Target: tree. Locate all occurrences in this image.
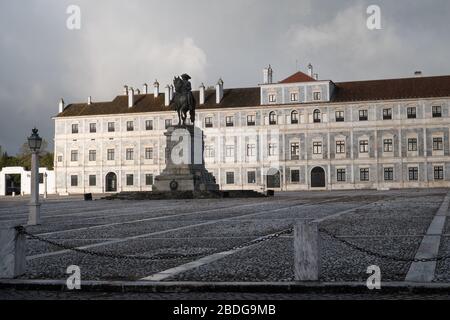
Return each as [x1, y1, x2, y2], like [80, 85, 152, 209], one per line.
[16, 139, 53, 170]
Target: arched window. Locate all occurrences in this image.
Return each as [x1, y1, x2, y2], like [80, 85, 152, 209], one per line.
[269, 111, 277, 125]
[291, 111, 299, 124]
[313, 109, 321, 123]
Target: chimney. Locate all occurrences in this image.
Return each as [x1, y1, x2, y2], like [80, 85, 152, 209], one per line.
[199, 83, 205, 105]
[216, 78, 224, 104]
[143, 83, 148, 94]
[170, 85, 174, 100]
[123, 85, 129, 95]
[58, 98, 65, 113]
[165, 85, 170, 106]
[263, 65, 273, 84]
[314, 73, 319, 80]
[307, 63, 313, 78]
[154, 80, 159, 98]
[414, 71, 422, 77]
[87, 96, 92, 105]
[128, 87, 134, 108]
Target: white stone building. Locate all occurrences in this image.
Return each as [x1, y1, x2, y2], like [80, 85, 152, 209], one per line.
[0, 167, 55, 196]
[53, 66, 450, 194]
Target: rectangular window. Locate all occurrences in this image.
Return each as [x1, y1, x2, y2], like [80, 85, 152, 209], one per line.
[269, 143, 278, 156]
[360, 168, 370, 182]
[359, 140, 369, 153]
[247, 171, 256, 184]
[291, 170, 300, 183]
[145, 174, 154, 186]
[57, 156, 63, 162]
[359, 110, 368, 121]
[383, 108, 392, 120]
[336, 141, 346, 154]
[383, 139, 393, 153]
[290, 92, 298, 102]
[290, 142, 299, 160]
[126, 148, 134, 161]
[71, 175, 78, 187]
[407, 107, 417, 119]
[247, 144, 256, 157]
[89, 175, 96, 186]
[89, 123, 96, 133]
[434, 166, 444, 180]
[433, 137, 443, 151]
[337, 169, 346, 182]
[205, 146, 214, 158]
[432, 106, 442, 118]
[39, 173, 44, 184]
[126, 174, 134, 186]
[205, 117, 213, 128]
[313, 92, 321, 101]
[313, 142, 322, 155]
[247, 115, 256, 126]
[108, 122, 115, 132]
[70, 150, 78, 162]
[165, 119, 172, 129]
[72, 124, 78, 134]
[225, 145, 235, 157]
[89, 150, 96, 162]
[145, 147, 153, 160]
[226, 116, 234, 127]
[384, 168, 394, 181]
[107, 149, 115, 161]
[291, 112, 299, 124]
[408, 138, 418, 151]
[126, 121, 134, 131]
[409, 167, 419, 181]
[335, 111, 345, 122]
[268, 94, 276, 103]
[226, 172, 235, 184]
[145, 120, 153, 130]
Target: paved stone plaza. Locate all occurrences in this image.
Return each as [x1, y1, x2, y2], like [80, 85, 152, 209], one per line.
[0, 189, 449, 284]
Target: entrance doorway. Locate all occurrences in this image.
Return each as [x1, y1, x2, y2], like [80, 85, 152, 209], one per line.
[267, 170, 281, 188]
[5, 174, 21, 196]
[311, 167, 326, 188]
[105, 172, 117, 192]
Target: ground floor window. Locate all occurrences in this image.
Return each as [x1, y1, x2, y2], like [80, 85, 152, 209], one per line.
[126, 174, 134, 186]
[71, 175, 78, 187]
[409, 167, 419, 181]
[226, 172, 235, 184]
[337, 169, 346, 182]
[434, 166, 444, 180]
[360, 168, 369, 182]
[89, 175, 96, 186]
[384, 168, 394, 181]
[291, 170, 300, 183]
[247, 171, 256, 184]
[145, 174, 153, 186]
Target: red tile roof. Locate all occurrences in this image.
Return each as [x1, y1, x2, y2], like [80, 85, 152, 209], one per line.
[279, 71, 316, 84]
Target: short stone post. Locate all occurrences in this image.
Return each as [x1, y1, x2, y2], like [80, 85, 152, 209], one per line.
[0, 226, 27, 279]
[294, 221, 320, 281]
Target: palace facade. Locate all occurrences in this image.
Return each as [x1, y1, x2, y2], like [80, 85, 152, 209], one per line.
[53, 66, 450, 194]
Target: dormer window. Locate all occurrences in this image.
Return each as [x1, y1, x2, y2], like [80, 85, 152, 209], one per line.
[313, 91, 322, 101]
[290, 92, 299, 102]
[269, 112, 277, 125]
[313, 109, 321, 123]
[268, 94, 276, 103]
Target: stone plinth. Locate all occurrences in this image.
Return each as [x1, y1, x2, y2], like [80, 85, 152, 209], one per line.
[0, 227, 26, 279]
[154, 126, 219, 192]
[294, 221, 320, 281]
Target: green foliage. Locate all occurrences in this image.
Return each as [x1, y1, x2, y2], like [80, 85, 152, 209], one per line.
[0, 141, 54, 171]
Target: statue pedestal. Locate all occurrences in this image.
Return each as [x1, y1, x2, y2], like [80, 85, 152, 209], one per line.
[153, 126, 219, 192]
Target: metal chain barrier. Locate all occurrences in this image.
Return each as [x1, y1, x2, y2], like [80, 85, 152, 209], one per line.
[319, 227, 450, 263]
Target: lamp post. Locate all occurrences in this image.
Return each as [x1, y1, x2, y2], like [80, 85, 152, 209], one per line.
[28, 128, 42, 226]
[44, 172, 48, 199]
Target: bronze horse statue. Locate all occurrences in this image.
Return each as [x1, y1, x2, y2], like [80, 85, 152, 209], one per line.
[170, 75, 196, 126]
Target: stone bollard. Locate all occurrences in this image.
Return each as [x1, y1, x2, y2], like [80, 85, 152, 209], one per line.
[294, 221, 320, 281]
[0, 226, 27, 279]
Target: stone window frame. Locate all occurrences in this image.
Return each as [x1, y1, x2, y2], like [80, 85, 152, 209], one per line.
[246, 143, 256, 157]
[268, 93, 277, 103]
[383, 137, 394, 153]
[432, 135, 444, 151]
[383, 108, 393, 120]
[70, 150, 78, 162]
[145, 119, 154, 131]
[290, 91, 299, 102]
[70, 175, 78, 187]
[247, 170, 257, 184]
[291, 110, 299, 124]
[269, 111, 277, 125]
[290, 141, 300, 160]
[359, 168, 370, 182]
[144, 147, 154, 160]
[125, 148, 134, 161]
[335, 110, 345, 122]
[313, 91, 322, 101]
[407, 106, 417, 119]
[107, 122, 115, 132]
[432, 106, 442, 118]
[313, 109, 321, 123]
[268, 142, 278, 156]
[126, 120, 134, 131]
[57, 154, 63, 163]
[226, 171, 235, 184]
[204, 116, 214, 128]
[312, 140, 323, 155]
[359, 138, 370, 154]
[383, 166, 394, 181]
[335, 139, 346, 154]
[407, 136, 418, 152]
[71, 123, 79, 134]
[359, 109, 369, 121]
[225, 115, 234, 127]
[336, 167, 346, 182]
[145, 174, 154, 186]
[408, 165, 419, 181]
[434, 165, 445, 180]
[107, 148, 115, 161]
[88, 175, 96, 187]
[290, 168, 301, 183]
[88, 149, 97, 162]
[89, 123, 97, 133]
[225, 145, 235, 158]
[126, 174, 134, 186]
[247, 114, 256, 126]
[205, 145, 215, 158]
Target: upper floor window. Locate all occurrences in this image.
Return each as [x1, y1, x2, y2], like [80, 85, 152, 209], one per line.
[313, 142, 322, 154]
[268, 94, 276, 103]
[107, 149, 115, 161]
[268, 143, 278, 156]
[108, 122, 115, 132]
[89, 123, 97, 133]
[359, 140, 369, 153]
[205, 146, 215, 158]
[291, 111, 299, 124]
[336, 141, 345, 154]
[247, 115, 256, 126]
[383, 139, 393, 152]
[225, 145, 235, 157]
[71, 124, 78, 134]
[433, 137, 443, 151]
[205, 117, 213, 128]
[70, 150, 78, 162]
[126, 148, 134, 160]
[407, 107, 417, 119]
[359, 110, 368, 121]
[383, 108, 392, 120]
[335, 111, 344, 122]
[247, 144, 256, 157]
[165, 119, 172, 129]
[269, 112, 277, 125]
[313, 91, 321, 101]
[313, 109, 321, 123]
[145, 147, 153, 160]
[145, 120, 153, 130]
[88, 150, 96, 162]
[408, 138, 418, 152]
[226, 116, 234, 127]
[290, 142, 299, 160]
[290, 92, 299, 102]
[126, 121, 134, 131]
[432, 106, 442, 118]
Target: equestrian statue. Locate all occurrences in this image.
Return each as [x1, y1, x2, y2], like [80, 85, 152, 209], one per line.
[170, 74, 196, 126]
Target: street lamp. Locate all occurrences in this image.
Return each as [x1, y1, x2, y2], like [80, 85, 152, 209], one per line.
[28, 128, 42, 225]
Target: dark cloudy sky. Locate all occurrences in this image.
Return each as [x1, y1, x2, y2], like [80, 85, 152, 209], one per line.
[1, 0, 449, 154]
